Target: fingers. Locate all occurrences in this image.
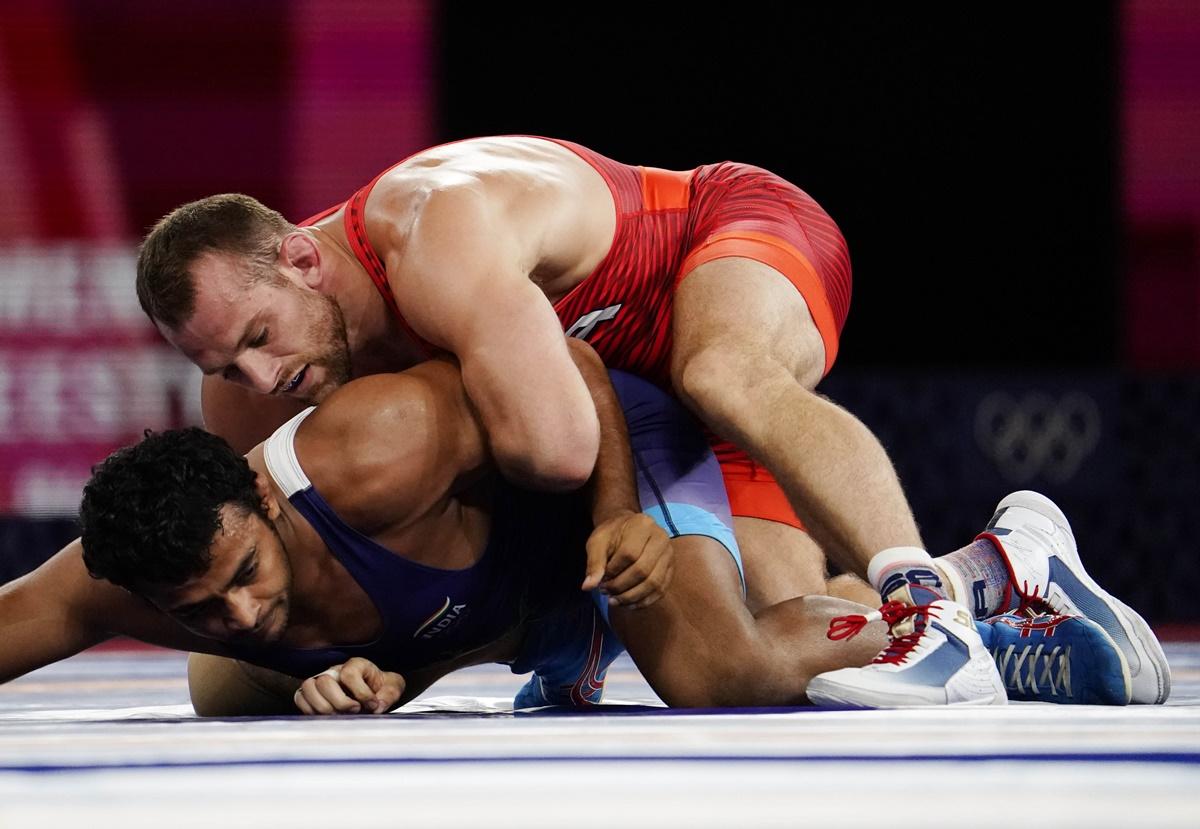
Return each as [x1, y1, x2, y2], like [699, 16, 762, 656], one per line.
[293, 667, 361, 715]
[602, 526, 648, 582]
[292, 658, 406, 716]
[607, 550, 674, 609]
[582, 524, 615, 591]
[363, 662, 406, 713]
[583, 513, 676, 609]
[341, 661, 379, 712]
[601, 514, 663, 579]
[600, 529, 657, 594]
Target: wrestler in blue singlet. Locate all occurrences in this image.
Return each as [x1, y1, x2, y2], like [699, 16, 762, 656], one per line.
[226, 371, 743, 708]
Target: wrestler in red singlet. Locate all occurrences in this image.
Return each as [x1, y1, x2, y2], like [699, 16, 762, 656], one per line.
[303, 139, 853, 530]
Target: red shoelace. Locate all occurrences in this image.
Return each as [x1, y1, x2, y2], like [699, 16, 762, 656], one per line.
[826, 600, 942, 665]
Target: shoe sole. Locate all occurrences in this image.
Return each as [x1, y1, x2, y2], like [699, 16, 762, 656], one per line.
[806, 677, 1006, 708]
[992, 490, 1171, 704]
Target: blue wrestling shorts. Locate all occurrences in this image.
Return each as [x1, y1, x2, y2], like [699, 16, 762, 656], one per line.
[510, 370, 744, 708]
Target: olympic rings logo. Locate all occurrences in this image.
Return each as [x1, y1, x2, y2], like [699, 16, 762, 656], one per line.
[973, 391, 1102, 485]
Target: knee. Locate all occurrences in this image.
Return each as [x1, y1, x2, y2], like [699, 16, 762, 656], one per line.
[673, 346, 788, 422]
[657, 662, 756, 709]
[825, 574, 880, 607]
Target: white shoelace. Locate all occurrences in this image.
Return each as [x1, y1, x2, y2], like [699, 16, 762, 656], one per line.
[992, 644, 1072, 698]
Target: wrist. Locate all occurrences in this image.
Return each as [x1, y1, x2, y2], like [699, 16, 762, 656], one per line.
[592, 505, 638, 526]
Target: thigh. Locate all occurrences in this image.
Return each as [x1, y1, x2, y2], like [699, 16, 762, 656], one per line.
[674, 163, 851, 389]
[607, 534, 754, 706]
[825, 573, 881, 607]
[673, 255, 828, 391]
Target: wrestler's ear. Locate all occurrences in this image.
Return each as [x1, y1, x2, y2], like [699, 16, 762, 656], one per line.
[253, 472, 282, 521]
[278, 232, 324, 290]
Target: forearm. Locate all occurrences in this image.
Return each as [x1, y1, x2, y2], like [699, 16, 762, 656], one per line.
[565, 339, 640, 525]
[460, 346, 600, 490]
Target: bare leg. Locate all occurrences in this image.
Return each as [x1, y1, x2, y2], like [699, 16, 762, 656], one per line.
[735, 516, 878, 612]
[609, 535, 885, 707]
[826, 573, 881, 607]
[735, 516, 826, 612]
[673, 257, 923, 578]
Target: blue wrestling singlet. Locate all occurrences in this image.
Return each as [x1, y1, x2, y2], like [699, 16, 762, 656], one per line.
[226, 371, 743, 709]
[224, 412, 592, 679]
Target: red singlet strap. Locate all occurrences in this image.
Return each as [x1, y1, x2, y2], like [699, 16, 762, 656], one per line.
[343, 178, 436, 358]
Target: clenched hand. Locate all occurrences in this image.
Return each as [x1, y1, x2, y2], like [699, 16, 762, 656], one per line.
[293, 657, 405, 715]
[583, 510, 673, 609]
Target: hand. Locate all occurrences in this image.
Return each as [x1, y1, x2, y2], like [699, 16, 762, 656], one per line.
[293, 657, 406, 716]
[583, 510, 673, 609]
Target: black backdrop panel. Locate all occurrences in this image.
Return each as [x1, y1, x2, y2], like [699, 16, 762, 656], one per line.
[439, 4, 1118, 368]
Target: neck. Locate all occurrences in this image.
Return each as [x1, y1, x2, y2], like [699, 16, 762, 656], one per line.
[306, 227, 422, 373]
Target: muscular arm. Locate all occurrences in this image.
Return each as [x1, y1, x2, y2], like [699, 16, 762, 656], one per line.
[296, 342, 638, 543]
[291, 360, 491, 530]
[0, 539, 217, 685]
[564, 338, 639, 526]
[379, 186, 600, 490]
[564, 340, 674, 604]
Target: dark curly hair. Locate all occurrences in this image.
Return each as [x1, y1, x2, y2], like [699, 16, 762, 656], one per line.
[80, 427, 264, 593]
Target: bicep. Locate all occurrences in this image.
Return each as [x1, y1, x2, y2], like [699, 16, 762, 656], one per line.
[383, 188, 599, 486]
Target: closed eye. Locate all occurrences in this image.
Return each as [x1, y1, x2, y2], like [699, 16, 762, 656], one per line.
[236, 563, 257, 586]
[249, 329, 268, 348]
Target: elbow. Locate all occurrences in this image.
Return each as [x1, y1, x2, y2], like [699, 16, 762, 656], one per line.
[493, 419, 599, 491]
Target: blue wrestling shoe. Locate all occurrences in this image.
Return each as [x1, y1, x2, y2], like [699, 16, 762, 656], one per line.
[982, 491, 1171, 704]
[511, 600, 625, 710]
[981, 612, 1131, 705]
[806, 598, 1007, 708]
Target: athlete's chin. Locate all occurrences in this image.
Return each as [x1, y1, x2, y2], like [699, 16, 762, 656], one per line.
[306, 371, 348, 405]
[229, 601, 288, 646]
[258, 601, 289, 644]
[306, 381, 336, 405]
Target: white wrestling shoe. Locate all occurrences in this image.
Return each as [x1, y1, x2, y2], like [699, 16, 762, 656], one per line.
[806, 598, 1007, 708]
[981, 490, 1171, 704]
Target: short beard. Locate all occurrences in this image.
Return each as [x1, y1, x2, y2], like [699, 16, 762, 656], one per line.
[304, 292, 352, 403]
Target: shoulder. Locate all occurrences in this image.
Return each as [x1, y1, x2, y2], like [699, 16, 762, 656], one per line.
[289, 362, 487, 529]
[366, 138, 581, 259]
[303, 362, 469, 442]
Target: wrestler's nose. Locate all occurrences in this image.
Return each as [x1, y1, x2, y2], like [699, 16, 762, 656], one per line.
[235, 352, 279, 395]
[224, 589, 261, 633]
